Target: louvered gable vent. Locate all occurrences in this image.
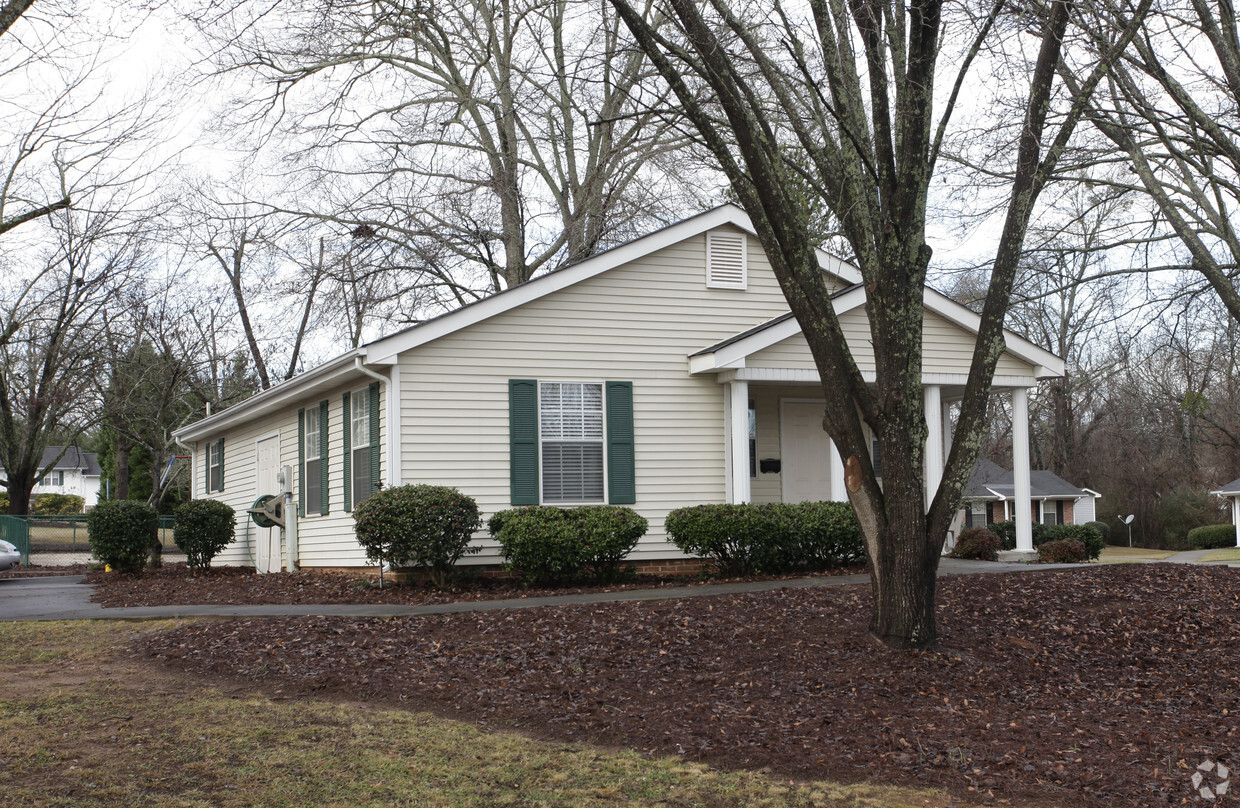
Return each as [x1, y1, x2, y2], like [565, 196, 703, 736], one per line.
[706, 231, 747, 289]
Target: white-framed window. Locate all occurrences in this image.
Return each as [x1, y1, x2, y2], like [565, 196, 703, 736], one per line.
[305, 405, 322, 514]
[351, 386, 372, 506]
[39, 470, 64, 487]
[706, 231, 747, 289]
[540, 381, 604, 503]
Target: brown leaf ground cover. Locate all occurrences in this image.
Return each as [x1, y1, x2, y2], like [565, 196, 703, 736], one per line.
[87, 562, 865, 607]
[138, 564, 1240, 807]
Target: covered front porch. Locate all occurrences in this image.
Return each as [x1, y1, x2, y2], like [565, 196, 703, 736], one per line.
[689, 292, 1065, 557]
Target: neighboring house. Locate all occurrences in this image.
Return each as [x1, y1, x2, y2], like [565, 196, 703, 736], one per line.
[173, 205, 1065, 573]
[1208, 478, 1240, 548]
[0, 447, 102, 510]
[959, 458, 1101, 528]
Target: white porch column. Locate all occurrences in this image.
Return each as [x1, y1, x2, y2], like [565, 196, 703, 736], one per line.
[924, 385, 943, 513]
[829, 438, 847, 501]
[1233, 497, 1240, 547]
[727, 380, 750, 503]
[386, 363, 401, 487]
[1011, 387, 1034, 553]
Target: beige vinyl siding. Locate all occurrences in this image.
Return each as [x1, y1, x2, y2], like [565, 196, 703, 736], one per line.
[748, 309, 1037, 377]
[191, 381, 386, 569]
[398, 228, 803, 562]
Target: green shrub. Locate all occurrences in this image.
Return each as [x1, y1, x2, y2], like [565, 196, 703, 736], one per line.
[1041, 523, 1105, 560]
[173, 499, 236, 569]
[352, 484, 482, 588]
[87, 499, 158, 573]
[1037, 538, 1087, 563]
[986, 520, 1019, 550]
[32, 494, 85, 515]
[987, 520, 1103, 559]
[664, 501, 863, 576]
[576, 506, 648, 583]
[488, 505, 648, 585]
[948, 527, 1000, 561]
[1084, 520, 1111, 545]
[1186, 524, 1236, 550]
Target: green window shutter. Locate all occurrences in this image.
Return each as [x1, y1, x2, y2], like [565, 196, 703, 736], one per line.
[297, 409, 306, 517]
[605, 381, 635, 504]
[369, 381, 380, 493]
[508, 379, 539, 505]
[342, 392, 352, 513]
[319, 399, 330, 516]
[217, 438, 225, 492]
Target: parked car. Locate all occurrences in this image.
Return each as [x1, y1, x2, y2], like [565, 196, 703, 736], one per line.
[0, 540, 21, 570]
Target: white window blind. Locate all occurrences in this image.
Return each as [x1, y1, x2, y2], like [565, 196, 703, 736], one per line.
[540, 382, 604, 502]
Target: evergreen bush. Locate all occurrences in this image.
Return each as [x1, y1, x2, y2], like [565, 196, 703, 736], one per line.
[1037, 538, 1088, 563]
[32, 494, 85, 515]
[1084, 520, 1111, 545]
[352, 484, 482, 588]
[488, 505, 648, 585]
[173, 499, 236, 569]
[87, 499, 158, 573]
[1186, 524, 1236, 550]
[664, 501, 862, 576]
[948, 527, 1000, 561]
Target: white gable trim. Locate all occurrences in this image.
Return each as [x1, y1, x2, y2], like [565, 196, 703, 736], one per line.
[364, 205, 861, 364]
[688, 285, 1065, 379]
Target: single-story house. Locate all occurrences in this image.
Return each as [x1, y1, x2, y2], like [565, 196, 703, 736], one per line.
[1208, 477, 1240, 548]
[172, 205, 1065, 573]
[0, 446, 102, 510]
[959, 458, 1100, 528]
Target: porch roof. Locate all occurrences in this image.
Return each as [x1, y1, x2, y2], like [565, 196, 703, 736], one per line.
[687, 285, 1065, 381]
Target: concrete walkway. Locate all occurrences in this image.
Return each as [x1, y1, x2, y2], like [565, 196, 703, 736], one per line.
[1160, 548, 1238, 564]
[0, 557, 1087, 622]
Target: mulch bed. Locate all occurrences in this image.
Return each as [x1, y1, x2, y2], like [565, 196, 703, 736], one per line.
[87, 562, 866, 608]
[138, 563, 1240, 806]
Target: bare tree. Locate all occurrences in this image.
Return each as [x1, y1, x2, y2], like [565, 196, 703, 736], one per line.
[610, 0, 1149, 647]
[191, 0, 707, 296]
[1077, 0, 1240, 325]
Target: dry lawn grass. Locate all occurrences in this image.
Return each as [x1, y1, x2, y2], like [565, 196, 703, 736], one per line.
[0, 621, 951, 808]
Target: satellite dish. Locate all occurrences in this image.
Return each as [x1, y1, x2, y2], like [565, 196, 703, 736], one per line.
[1121, 514, 1135, 525]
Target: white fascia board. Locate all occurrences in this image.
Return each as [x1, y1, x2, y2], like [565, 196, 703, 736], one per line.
[1211, 488, 1240, 497]
[173, 349, 367, 442]
[922, 288, 1066, 379]
[1081, 488, 1102, 499]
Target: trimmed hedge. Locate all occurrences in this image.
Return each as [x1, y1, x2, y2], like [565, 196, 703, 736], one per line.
[488, 505, 648, 585]
[87, 499, 158, 573]
[664, 501, 863, 576]
[1038, 538, 1088, 563]
[352, 484, 482, 588]
[948, 527, 1000, 561]
[1186, 524, 1236, 550]
[174, 499, 236, 569]
[33, 494, 85, 515]
[987, 520, 1104, 560]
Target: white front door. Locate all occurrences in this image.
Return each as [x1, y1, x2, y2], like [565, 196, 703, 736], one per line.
[255, 435, 281, 574]
[780, 399, 833, 503]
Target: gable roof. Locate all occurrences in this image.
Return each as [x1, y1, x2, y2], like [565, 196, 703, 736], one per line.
[0, 447, 101, 477]
[963, 460, 1096, 501]
[175, 205, 859, 442]
[1212, 477, 1240, 496]
[360, 204, 861, 365]
[689, 286, 1064, 379]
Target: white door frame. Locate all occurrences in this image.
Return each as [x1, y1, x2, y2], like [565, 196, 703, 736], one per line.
[780, 397, 826, 503]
